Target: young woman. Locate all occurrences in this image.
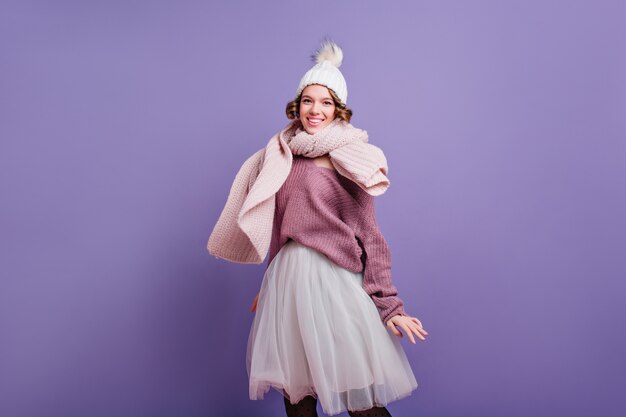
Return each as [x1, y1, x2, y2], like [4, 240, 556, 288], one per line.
[208, 40, 428, 417]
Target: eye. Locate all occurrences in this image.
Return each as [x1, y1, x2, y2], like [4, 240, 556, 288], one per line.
[302, 98, 311, 103]
[324, 101, 333, 106]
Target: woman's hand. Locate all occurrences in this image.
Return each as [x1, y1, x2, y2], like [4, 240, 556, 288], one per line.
[250, 292, 259, 313]
[386, 314, 428, 344]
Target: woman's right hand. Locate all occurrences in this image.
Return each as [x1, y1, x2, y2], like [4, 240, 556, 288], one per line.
[250, 292, 259, 313]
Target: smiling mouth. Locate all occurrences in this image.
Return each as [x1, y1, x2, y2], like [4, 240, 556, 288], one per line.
[307, 117, 324, 126]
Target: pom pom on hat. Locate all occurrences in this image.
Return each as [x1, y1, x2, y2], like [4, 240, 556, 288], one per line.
[312, 40, 344, 67]
[296, 39, 348, 104]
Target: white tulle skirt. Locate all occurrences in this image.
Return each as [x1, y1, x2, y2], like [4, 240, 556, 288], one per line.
[246, 239, 417, 416]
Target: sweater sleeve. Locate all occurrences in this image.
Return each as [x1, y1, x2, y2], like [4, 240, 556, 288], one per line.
[354, 189, 407, 324]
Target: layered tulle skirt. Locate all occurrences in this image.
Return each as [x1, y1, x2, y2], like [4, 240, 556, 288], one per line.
[246, 239, 417, 415]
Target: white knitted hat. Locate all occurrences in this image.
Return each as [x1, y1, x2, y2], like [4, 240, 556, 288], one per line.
[295, 40, 348, 104]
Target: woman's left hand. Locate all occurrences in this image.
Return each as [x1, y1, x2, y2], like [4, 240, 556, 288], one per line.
[386, 314, 428, 344]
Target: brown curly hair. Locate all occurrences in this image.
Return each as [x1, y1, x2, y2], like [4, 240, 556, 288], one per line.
[285, 85, 353, 123]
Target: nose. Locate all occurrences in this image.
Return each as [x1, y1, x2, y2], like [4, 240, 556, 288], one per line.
[310, 101, 320, 114]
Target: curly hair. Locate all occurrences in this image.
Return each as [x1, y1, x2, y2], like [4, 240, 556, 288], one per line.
[285, 86, 353, 123]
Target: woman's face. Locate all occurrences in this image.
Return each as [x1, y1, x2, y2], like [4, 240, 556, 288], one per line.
[299, 84, 336, 134]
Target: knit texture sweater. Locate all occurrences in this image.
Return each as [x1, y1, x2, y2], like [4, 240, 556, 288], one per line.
[267, 155, 406, 324]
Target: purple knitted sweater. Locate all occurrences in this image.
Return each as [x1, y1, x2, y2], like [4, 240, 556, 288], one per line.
[267, 154, 406, 323]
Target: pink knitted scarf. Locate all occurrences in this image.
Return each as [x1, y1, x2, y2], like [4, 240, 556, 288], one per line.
[207, 118, 390, 264]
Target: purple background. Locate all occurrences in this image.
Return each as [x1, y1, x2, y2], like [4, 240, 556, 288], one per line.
[1, 1, 625, 416]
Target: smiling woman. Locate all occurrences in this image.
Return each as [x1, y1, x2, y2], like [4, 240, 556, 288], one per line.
[299, 85, 336, 133]
[285, 84, 353, 125]
[208, 39, 427, 417]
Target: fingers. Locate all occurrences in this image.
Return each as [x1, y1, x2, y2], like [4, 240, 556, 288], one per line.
[408, 316, 428, 336]
[393, 316, 429, 344]
[412, 321, 428, 337]
[400, 323, 416, 344]
[409, 322, 427, 342]
[386, 320, 403, 338]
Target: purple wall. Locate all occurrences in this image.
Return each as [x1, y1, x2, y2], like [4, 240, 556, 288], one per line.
[1, 1, 625, 416]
